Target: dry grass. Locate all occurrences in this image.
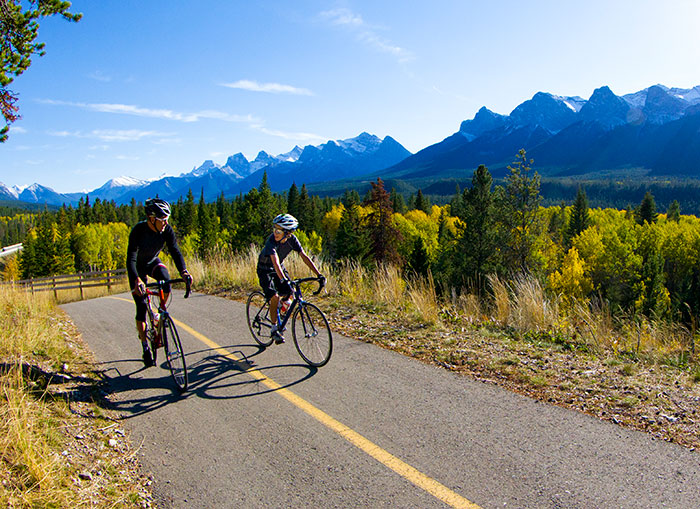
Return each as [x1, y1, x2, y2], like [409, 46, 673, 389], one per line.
[0, 285, 149, 507]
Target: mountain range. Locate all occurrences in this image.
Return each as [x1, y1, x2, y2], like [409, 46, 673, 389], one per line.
[3, 83, 700, 207]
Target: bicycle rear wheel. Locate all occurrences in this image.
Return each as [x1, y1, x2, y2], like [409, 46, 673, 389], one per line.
[162, 315, 188, 392]
[292, 303, 332, 367]
[247, 291, 274, 347]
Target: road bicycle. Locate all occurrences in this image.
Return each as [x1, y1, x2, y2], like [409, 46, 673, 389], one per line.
[144, 277, 191, 392]
[246, 275, 332, 367]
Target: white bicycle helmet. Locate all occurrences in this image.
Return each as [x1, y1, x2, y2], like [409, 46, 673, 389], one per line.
[273, 213, 298, 231]
[145, 198, 171, 218]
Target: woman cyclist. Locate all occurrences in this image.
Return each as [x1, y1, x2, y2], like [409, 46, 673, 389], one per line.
[127, 198, 193, 367]
[257, 214, 324, 344]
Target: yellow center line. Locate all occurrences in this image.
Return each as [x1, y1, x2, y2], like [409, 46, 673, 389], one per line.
[109, 296, 480, 509]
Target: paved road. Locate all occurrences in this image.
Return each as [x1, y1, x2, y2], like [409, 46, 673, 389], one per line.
[62, 291, 700, 508]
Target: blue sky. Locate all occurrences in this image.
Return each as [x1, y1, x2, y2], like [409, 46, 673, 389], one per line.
[2, 0, 700, 193]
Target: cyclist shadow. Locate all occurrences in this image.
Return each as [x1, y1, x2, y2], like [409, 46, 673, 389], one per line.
[95, 359, 195, 418]
[95, 341, 319, 418]
[183, 340, 319, 401]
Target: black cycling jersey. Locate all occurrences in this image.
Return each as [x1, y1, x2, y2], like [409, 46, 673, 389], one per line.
[126, 220, 186, 288]
[257, 233, 302, 271]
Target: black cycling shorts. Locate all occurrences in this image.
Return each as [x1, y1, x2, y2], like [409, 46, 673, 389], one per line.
[257, 267, 291, 300]
[133, 260, 171, 322]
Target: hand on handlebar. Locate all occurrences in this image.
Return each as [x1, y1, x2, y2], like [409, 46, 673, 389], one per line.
[133, 278, 146, 297]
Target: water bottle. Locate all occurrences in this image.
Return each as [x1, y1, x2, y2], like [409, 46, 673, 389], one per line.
[280, 297, 292, 315]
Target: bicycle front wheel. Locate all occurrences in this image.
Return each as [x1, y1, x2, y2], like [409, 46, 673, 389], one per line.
[162, 315, 188, 392]
[292, 303, 332, 367]
[247, 291, 274, 347]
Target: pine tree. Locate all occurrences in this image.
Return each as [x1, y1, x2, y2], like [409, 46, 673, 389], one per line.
[498, 149, 542, 272]
[635, 191, 658, 225]
[179, 189, 197, 237]
[565, 186, 590, 247]
[667, 200, 681, 222]
[334, 204, 369, 262]
[364, 178, 402, 266]
[287, 183, 300, 218]
[414, 189, 430, 213]
[197, 190, 217, 259]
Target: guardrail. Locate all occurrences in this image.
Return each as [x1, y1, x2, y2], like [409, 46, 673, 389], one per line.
[0, 243, 22, 258]
[9, 268, 128, 299]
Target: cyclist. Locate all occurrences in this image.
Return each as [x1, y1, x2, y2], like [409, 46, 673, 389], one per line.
[257, 213, 324, 344]
[127, 198, 193, 367]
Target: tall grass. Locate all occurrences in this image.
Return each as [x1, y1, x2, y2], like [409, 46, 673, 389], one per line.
[0, 285, 143, 507]
[186, 248, 696, 365]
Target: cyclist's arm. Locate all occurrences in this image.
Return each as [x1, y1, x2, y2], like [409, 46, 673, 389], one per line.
[270, 251, 286, 281]
[126, 225, 141, 292]
[298, 248, 322, 277]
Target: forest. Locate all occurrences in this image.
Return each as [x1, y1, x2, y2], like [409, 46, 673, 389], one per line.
[2, 149, 699, 326]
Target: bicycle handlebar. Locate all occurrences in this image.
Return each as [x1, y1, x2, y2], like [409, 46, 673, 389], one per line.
[293, 275, 326, 295]
[145, 277, 191, 298]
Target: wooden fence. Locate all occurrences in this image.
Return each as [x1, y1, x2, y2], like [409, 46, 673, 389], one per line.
[8, 269, 127, 299]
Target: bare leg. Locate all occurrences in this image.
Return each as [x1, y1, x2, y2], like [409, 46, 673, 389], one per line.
[136, 320, 147, 344]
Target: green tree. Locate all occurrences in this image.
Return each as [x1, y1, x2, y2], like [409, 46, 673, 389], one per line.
[667, 199, 681, 222]
[334, 205, 369, 262]
[498, 149, 542, 271]
[414, 189, 430, 213]
[565, 186, 590, 247]
[178, 189, 197, 237]
[364, 178, 403, 266]
[1, 0, 81, 141]
[635, 191, 658, 225]
[287, 182, 300, 218]
[197, 190, 217, 258]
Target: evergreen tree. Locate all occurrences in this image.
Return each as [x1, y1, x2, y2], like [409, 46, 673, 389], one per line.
[565, 186, 590, 247]
[667, 199, 681, 222]
[179, 189, 197, 237]
[341, 189, 361, 208]
[390, 188, 406, 214]
[635, 191, 658, 225]
[406, 236, 430, 276]
[334, 204, 369, 262]
[197, 190, 217, 258]
[414, 189, 430, 213]
[287, 182, 300, 218]
[363, 178, 403, 266]
[462, 164, 498, 284]
[498, 149, 542, 272]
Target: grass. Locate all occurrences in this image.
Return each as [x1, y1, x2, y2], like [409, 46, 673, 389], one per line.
[0, 284, 148, 507]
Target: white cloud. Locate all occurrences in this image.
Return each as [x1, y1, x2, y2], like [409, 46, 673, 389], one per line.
[88, 71, 112, 82]
[320, 8, 413, 63]
[221, 80, 314, 96]
[253, 125, 326, 144]
[48, 129, 176, 142]
[38, 99, 259, 123]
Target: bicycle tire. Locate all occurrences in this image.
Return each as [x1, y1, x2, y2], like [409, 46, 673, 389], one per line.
[292, 302, 332, 367]
[247, 291, 274, 347]
[162, 315, 188, 392]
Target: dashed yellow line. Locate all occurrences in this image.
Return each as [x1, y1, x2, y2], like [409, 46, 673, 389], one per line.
[110, 296, 480, 508]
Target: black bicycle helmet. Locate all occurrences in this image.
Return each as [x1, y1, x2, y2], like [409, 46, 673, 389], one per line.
[273, 213, 298, 231]
[145, 198, 171, 218]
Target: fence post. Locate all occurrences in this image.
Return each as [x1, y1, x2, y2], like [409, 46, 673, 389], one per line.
[107, 270, 112, 291]
[79, 273, 84, 300]
[53, 276, 57, 300]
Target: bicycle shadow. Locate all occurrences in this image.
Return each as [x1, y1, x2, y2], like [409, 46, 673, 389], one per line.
[96, 339, 318, 418]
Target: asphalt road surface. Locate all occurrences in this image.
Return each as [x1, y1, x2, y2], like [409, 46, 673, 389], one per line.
[62, 290, 700, 508]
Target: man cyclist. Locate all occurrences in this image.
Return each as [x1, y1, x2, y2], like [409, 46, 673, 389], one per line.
[127, 198, 193, 367]
[257, 213, 324, 344]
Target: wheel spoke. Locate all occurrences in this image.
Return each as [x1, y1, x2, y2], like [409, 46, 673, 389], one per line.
[292, 303, 332, 367]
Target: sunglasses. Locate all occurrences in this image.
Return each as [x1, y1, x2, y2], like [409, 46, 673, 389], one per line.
[273, 227, 290, 236]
